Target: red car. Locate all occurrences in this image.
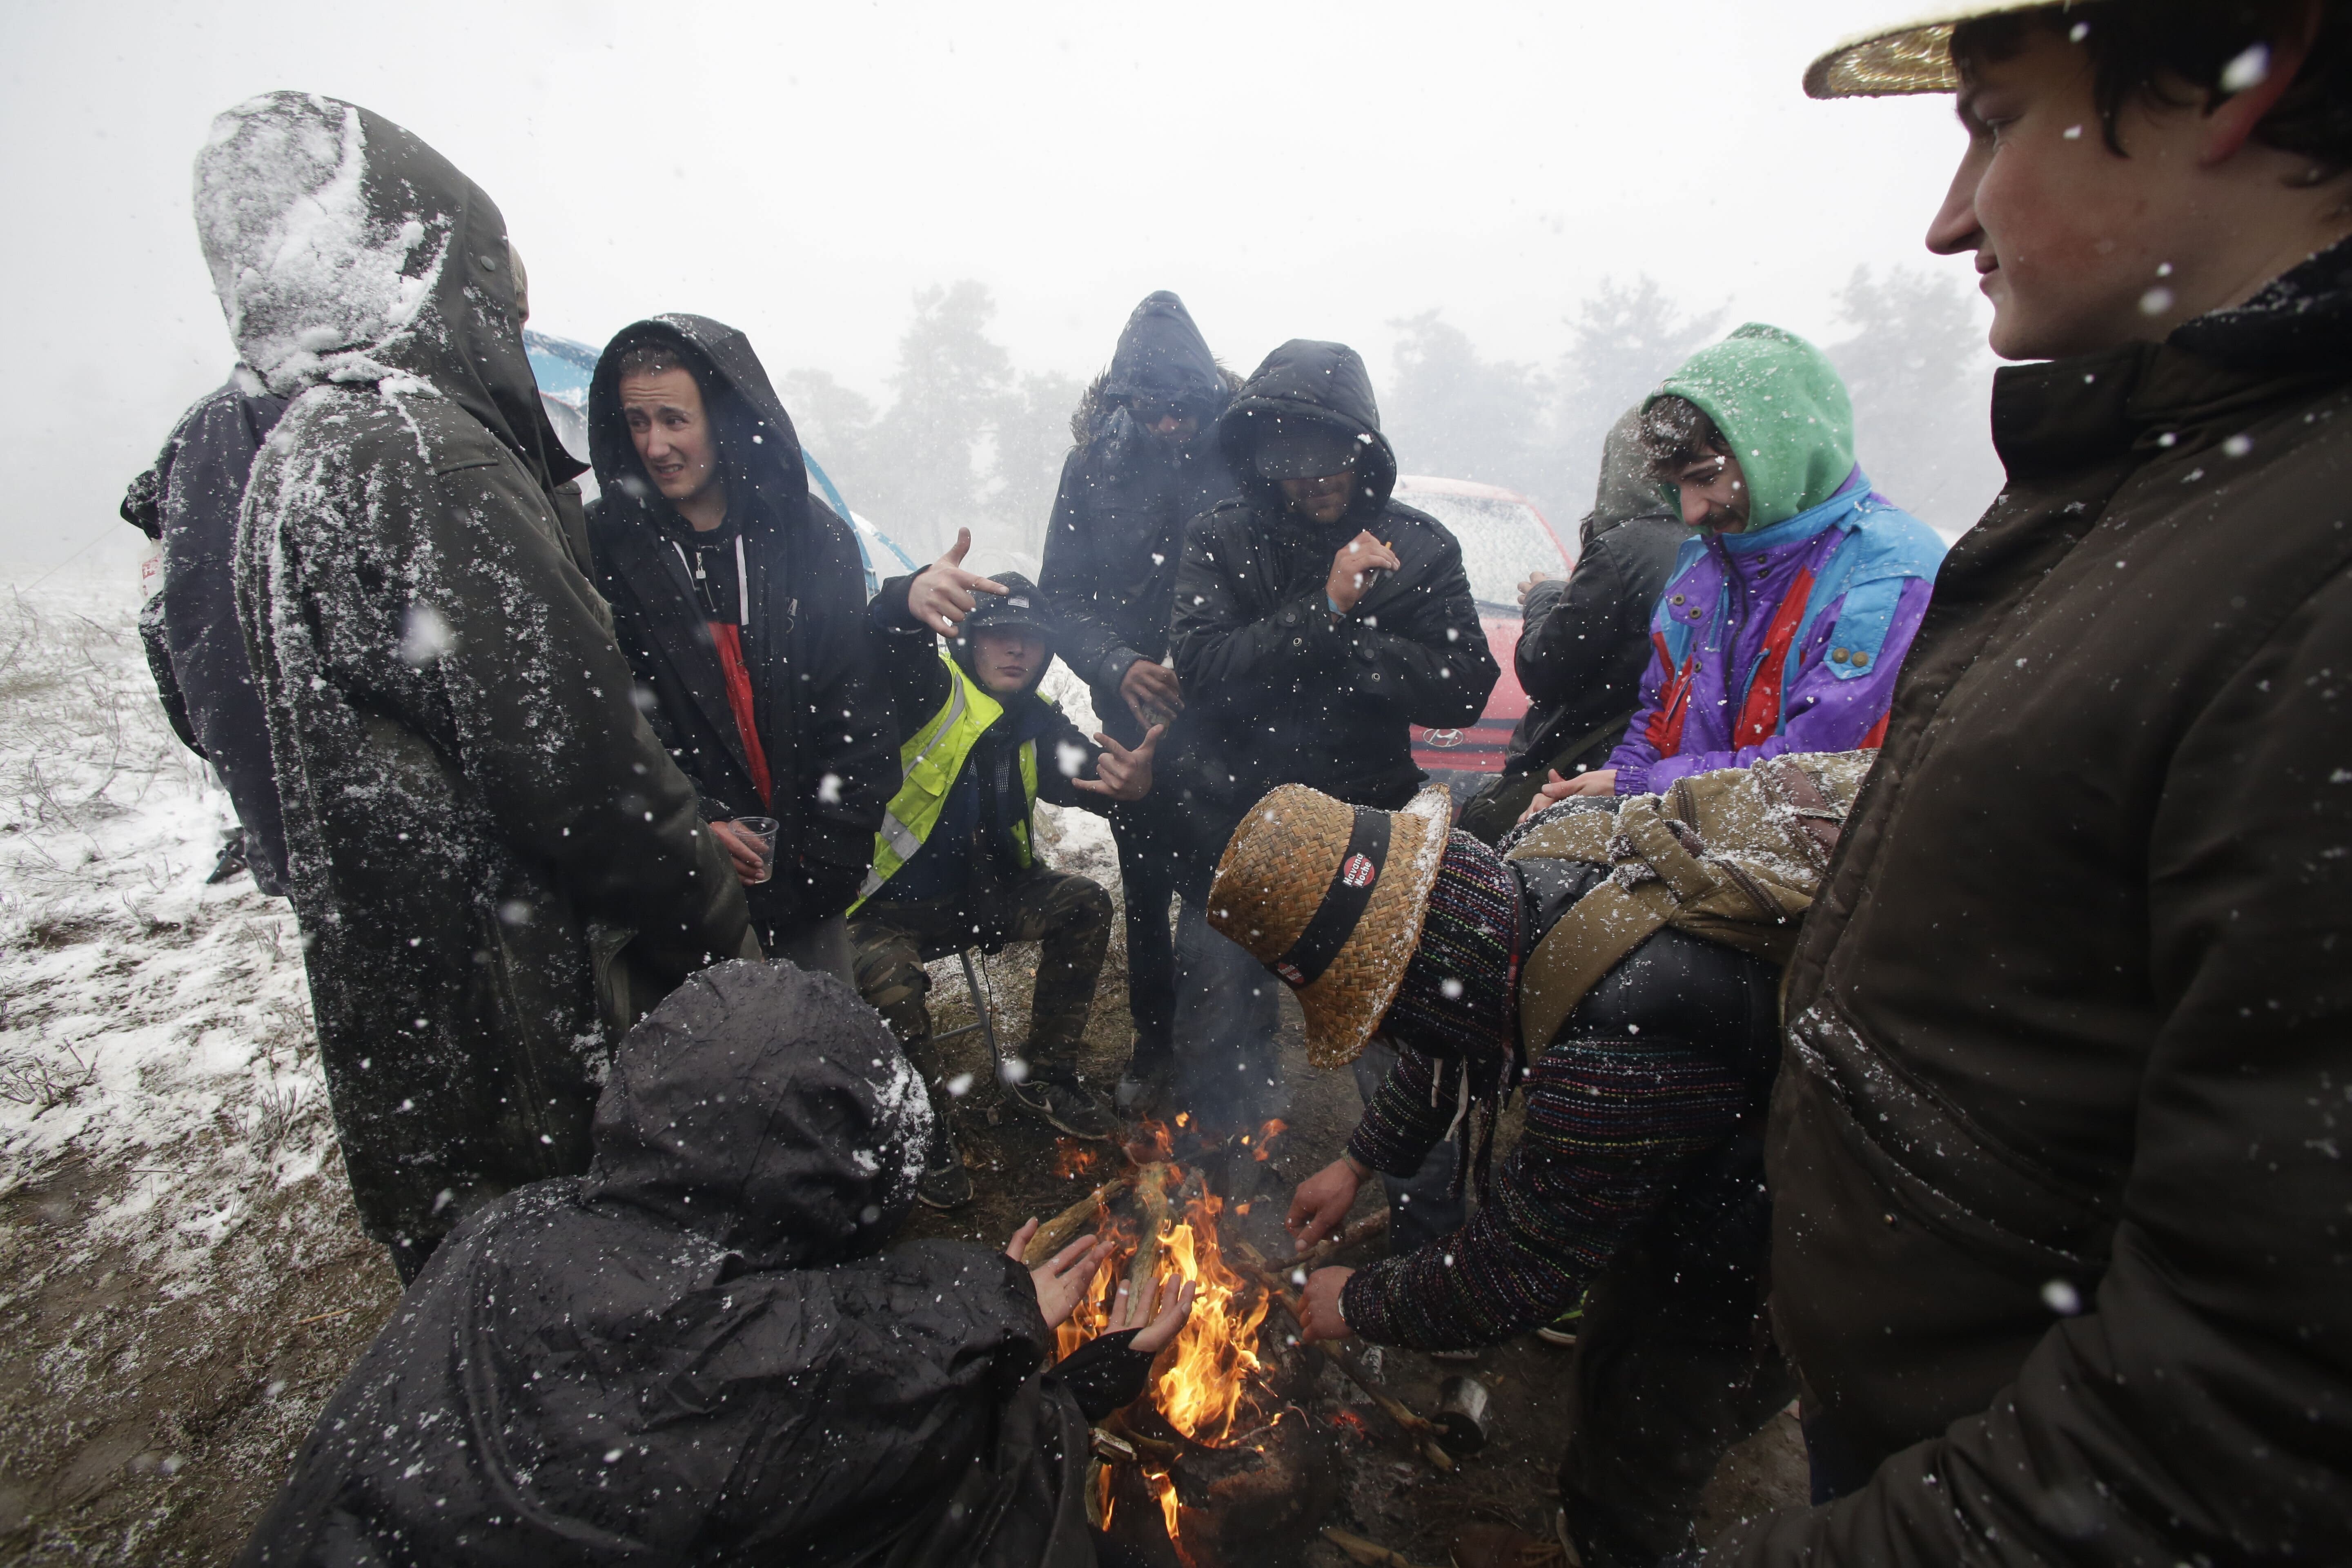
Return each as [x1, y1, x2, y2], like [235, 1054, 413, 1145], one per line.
[1392, 475, 1578, 791]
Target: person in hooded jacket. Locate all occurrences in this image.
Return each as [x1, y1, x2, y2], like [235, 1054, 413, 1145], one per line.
[1038, 292, 1238, 1100]
[235, 959, 1196, 1568]
[858, 549, 1160, 1206]
[208, 92, 752, 1284]
[120, 369, 291, 892]
[1455, 406, 1689, 844]
[1162, 339, 1499, 1129]
[1537, 326, 1946, 809]
[584, 319, 895, 978]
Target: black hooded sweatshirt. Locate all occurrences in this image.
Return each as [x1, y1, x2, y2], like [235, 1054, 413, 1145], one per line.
[1165, 340, 1499, 880]
[236, 960, 1103, 1568]
[1038, 292, 1237, 746]
[584, 316, 895, 941]
[215, 93, 751, 1255]
[1508, 406, 1688, 775]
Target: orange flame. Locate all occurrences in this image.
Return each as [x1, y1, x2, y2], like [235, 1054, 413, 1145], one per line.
[1054, 1139, 1107, 1179]
[1251, 1118, 1290, 1162]
[1061, 1156, 1274, 1561]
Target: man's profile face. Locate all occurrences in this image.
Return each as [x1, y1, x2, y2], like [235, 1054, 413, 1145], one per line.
[1676, 449, 1750, 533]
[971, 626, 1045, 694]
[1279, 470, 1356, 525]
[619, 368, 718, 505]
[1930, 26, 2201, 359]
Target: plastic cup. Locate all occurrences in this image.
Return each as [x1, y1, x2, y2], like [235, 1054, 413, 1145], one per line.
[735, 816, 780, 884]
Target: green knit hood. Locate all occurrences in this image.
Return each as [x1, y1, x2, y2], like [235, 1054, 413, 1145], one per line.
[1649, 323, 1855, 529]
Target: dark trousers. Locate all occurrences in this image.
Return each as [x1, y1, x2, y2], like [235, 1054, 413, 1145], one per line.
[849, 869, 1113, 1066]
[1351, 1038, 1468, 1251]
[1109, 798, 1179, 1055]
[1555, 1138, 1793, 1568]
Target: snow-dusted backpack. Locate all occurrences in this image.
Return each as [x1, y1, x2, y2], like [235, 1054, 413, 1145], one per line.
[1502, 750, 1875, 1050]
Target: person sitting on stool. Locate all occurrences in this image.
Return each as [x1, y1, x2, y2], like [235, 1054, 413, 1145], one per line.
[854, 535, 1160, 1208]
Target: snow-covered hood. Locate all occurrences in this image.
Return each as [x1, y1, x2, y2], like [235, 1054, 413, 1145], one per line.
[581, 960, 933, 1270]
[193, 90, 580, 491]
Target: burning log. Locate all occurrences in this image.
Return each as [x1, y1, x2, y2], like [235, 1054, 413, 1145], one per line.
[1165, 1415, 1341, 1568]
[1231, 1239, 1457, 1472]
[1126, 1163, 1176, 1303]
[1023, 1174, 1132, 1266]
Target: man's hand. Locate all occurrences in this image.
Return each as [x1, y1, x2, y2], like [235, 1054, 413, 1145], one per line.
[1286, 1156, 1367, 1254]
[1298, 1266, 1355, 1343]
[1517, 571, 1556, 607]
[1008, 1219, 1110, 1330]
[1120, 658, 1183, 729]
[1518, 767, 1618, 823]
[908, 527, 1009, 635]
[1109, 1269, 1199, 1355]
[1325, 531, 1401, 616]
[1072, 724, 1163, 802]
[708, 818, 767, 883]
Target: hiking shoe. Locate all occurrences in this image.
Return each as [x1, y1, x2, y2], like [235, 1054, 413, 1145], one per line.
[1114, 1048, 1176, 1120]
[1535, 1295, 1586, 1347]
[1010, 1072, 1120, 1140]
[205, 833, 251, 886]
[915, 1130, 973, 1209]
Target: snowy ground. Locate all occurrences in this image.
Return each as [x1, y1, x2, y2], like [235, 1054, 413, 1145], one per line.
[0, 572, 399, 1562]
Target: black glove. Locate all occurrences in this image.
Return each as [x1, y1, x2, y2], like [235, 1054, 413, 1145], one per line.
[1051, 1328, 1157, 1421]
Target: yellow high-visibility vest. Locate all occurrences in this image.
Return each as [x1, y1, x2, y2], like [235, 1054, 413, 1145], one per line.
[850, 654, 1041, 912]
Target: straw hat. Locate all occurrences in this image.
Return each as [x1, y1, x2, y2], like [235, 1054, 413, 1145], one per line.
[1205, 782, 1454, 1069]
[1804, 2, 2075, 99]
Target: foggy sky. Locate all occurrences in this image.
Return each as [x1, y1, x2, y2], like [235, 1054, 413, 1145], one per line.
[0, 0, 1994, 577]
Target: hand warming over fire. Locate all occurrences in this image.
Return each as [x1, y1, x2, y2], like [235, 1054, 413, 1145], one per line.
[1109, 1268, 1199, 1355]
[1071, 724, 1163, 802]
[1009, 1218, 1111, 1329]
[1298, 1266, 1355, 1342]
[1287, 1155, 1370, 1253]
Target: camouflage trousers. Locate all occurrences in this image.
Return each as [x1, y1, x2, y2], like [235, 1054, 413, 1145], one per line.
[848, 869, 1113, 1071]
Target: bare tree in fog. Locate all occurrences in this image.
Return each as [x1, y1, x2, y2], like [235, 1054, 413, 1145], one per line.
[1826, 264, 2003, 529]
[1550, 275, 1725, 516]
[784, 282, 1077, 566]
[1385, 310, 1552, 496]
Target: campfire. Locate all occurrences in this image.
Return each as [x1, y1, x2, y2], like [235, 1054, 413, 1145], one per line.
[1036, 1118, 1381, 1568]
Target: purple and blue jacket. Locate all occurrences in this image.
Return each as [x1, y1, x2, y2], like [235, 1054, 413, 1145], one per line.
[1608, 469, 1947, 795]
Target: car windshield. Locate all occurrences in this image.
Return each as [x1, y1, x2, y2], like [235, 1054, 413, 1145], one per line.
[1399, 491, 1564, 611]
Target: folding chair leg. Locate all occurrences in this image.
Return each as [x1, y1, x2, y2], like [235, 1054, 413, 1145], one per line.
[959, 948, 1002, 1083]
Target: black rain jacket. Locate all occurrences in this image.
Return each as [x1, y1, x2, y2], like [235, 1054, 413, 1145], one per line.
[1038, 291, 1237, 746]
[237, 960, 1097, 1568]
[121, 371, 292, 889]
[217, 93, 751, 1253]
[1166, 340, 1498, 882]
[1509, 406, 1688, 775]
[585, 315, 895, 941]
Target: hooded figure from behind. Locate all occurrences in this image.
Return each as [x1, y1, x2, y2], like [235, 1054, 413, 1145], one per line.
[583, 317, 895, 976]
[209, 92, 752, 1282]
[1456, 407, 1689, 842]
[236, 961, 1116, 1567]
[1038, 291, 1238, 1094]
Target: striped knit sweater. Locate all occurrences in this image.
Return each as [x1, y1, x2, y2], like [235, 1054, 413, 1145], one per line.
[1339, 1011, 1755, 1351]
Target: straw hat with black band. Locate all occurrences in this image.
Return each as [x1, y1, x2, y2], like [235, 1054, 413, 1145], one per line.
[1804, 2, 2077, 99]
[1205, 783, 1458, 1068]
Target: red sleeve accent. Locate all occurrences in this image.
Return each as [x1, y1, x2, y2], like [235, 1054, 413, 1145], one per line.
[1860, 710, 1890, 750]
[1645, 631, 1696, 758]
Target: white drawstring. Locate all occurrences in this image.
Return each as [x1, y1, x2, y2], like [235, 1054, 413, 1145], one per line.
[670, 537, 751, 628]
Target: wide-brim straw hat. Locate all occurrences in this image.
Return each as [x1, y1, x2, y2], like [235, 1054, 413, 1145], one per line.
[1206, 782, 1454, 1069]
[1804, 2, 2075, 99]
